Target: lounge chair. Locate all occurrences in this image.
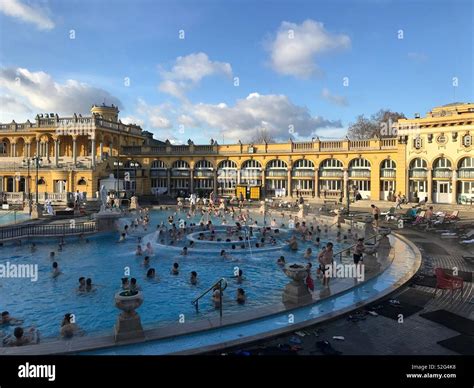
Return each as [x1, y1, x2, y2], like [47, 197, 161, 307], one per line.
[381, 207, 396, 220]
[434, 268, 463, 299]
[445, 210, 460, 221]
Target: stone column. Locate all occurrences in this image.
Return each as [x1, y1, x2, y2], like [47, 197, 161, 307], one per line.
[237, 169, 241, 185]
[343, 169, 349, 201]
[91, 138, 96, 167]
[451, 170, 457, 204]
[36, 139, 40, 157]
[190, 168, 194, 194]
[72, 136, 77, 165]
[261, 170, 266, 197]
[54, 139, 59, 167]
[45, 141, 49, 160]
[166, 169, 171, 195]
[427, 168, 432, 203]
[11, 142, 16, 157]
[213, 170, 218, 194]
[287, 168, 292, 198]
[314, 170, 319, 198]
[99, 142, 104, 161]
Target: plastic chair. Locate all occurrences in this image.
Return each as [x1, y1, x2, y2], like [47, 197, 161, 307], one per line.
[434, 268, 463, 299]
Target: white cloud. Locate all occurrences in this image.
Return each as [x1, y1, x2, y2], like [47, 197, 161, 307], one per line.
[135, 99, 173, 130]
[0, 0, 54, 30]
[0, 95, 32, 122]
[321, 88, 348, 107]
[0, 67, 121, 121]
[267, 19, 350, 78]
[158, 52, 232, 99]
[120, 115, 144, 127]
[188, 92, 343, 142]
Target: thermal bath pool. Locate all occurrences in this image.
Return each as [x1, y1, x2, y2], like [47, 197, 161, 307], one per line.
[0, 209, 351, 341]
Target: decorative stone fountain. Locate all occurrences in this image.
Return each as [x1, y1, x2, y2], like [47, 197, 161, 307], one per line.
[282, 263, 312, 305]
[129, 195, 139, 210]
[94, 185, 123, 231]
[114, 290, 144, 341]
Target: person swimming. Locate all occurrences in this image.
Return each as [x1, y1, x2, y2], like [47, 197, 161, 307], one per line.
[30, 243, 37, 253]
[236, 288, 246, 304]
[314, 237, 321, 247]
[130, 278, 141, 292]
[212, 286, 222, 309]
[287, 235, 298, 251]
[121, 277, 130, 290]
[142, 256, 150, 268]
[118, 233, 126, 243]
[235, 269, 244, 284]
[6, 326, 38, 346]
[1, 311, 23, 326]
[181, 247, 188, 256]
[60, 313, 84, 339]
[303, 247, 312, 260]
[52, 262, 62, 278]
[85, 278, 93, 292]
[277, 256, 286, 266]
[171, 262, 179, 275]
[136, 245, 143, 256]
[146, 268, 156, 279]
[145, 242, 154, 255]
[78, 277, 86, 292]
[49, 251, 55, 260]
[220, 250, 228, 259]
[190, 271, 198, 285]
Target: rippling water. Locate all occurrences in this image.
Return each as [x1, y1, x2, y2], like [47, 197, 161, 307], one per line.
[0, 209, 349, 339]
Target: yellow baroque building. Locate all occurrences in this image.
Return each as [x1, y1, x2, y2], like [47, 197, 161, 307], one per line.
[0, 102, 472, 206]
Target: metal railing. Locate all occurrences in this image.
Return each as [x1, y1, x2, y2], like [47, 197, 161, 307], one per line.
[332, 232, 384, 263]
[0, 221, 97, 242]
[192, 278, 228, 318]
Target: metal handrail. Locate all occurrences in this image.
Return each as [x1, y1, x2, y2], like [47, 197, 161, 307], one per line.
[332, 231, 384, 262]
[0, 221, 97, 242]
[192, 278, 227, 318]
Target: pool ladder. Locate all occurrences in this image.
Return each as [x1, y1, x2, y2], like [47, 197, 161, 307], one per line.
[192, 278, 228, 319]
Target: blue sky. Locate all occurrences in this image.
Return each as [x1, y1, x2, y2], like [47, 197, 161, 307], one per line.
[0, 0, 472, 143]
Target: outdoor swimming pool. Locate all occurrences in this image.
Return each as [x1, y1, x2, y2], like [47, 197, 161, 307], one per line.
[0, 209, 350, 340]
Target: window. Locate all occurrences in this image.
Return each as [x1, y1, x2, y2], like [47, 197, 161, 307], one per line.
[433, 158, 452, 169]
[320, 180, 341, 191]
[349, 158, 371, 168]
[294, 159, 315, 169]
[77, 178, 87, 185]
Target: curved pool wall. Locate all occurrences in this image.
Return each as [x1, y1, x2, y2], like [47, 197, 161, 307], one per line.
[84, 234, 420, 355]
[0, 230, 421, 355]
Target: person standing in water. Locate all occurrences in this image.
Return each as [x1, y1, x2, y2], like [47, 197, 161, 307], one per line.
[317, 242, 334, 288]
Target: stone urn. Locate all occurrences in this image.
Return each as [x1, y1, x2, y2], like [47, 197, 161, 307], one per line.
[114, 290, 144, 341]
[282, 263, 312, 305]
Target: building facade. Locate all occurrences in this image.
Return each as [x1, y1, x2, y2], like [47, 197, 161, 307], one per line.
[397, 103, 474, 204]
[0, 103, 472, 205]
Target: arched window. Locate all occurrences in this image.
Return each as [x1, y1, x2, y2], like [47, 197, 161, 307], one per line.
[151, 160, 167, 169]
[172, 160, 190, 169]
[77, 178, 87, 185]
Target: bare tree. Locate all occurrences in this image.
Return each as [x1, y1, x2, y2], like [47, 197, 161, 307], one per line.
[347, 109, 406, 139]
[249, 128, 275, 143]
